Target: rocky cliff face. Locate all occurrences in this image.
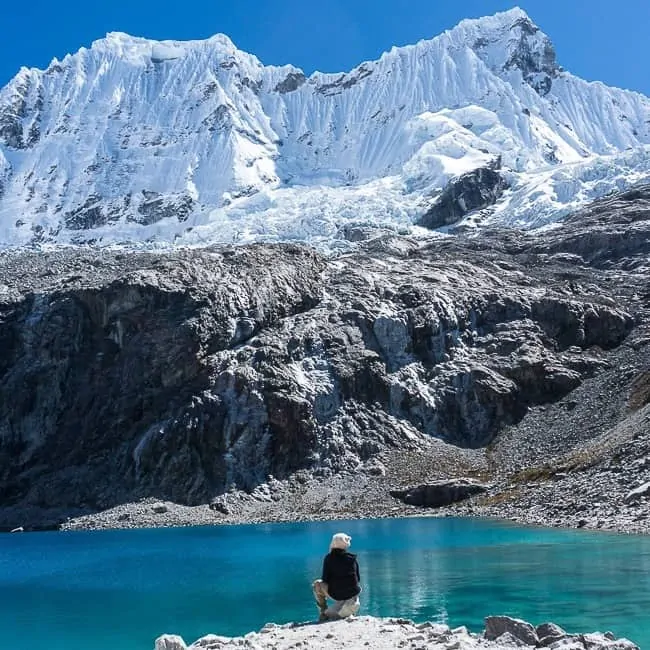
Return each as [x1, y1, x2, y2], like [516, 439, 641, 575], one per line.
[0, 245, 324, 508]
[1, 186, 647, 525]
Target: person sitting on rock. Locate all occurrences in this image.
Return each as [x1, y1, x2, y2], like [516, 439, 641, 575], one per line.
[312, 532, 361, 621]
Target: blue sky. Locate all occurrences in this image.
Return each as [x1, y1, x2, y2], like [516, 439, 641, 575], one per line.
[2, 0, 649, 94]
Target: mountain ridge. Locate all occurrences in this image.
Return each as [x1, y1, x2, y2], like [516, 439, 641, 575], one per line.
[1, 7, 649, 247]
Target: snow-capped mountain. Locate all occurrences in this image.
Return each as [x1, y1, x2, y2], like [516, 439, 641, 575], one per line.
[1, 7, 649, 248]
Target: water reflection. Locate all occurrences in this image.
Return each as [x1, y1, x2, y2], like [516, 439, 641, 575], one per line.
[352, 519, 650, 639]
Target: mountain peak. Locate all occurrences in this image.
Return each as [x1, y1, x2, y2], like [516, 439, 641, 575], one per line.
[86, 31, 241, 64]
[451, 6, 540, 40]
[447, 7, 558, 95]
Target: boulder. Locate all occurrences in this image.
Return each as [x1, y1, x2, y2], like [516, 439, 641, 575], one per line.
[209, 496, 230, 515]
[390, 478, 489, 507]
[537, 622, 567, 647]
[484, 616, 539, 646]
[624, 482, 650, 503]
[154, 635, 187, 650]
[628, 371, 650, 412]
[537, 623, 566, 637]
[580, 632, 639, 650]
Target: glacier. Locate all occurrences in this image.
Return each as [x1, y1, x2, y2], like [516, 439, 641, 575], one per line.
[0, 6, 649, 248]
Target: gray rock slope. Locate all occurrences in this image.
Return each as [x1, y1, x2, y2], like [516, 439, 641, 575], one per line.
[0, 186, 648, 529]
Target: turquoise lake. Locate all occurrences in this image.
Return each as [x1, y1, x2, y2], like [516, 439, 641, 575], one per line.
[1, 516, 649, 649]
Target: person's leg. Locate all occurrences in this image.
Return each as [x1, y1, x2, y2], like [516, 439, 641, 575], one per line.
[323, 599, 344, 619]
[337, 596, 360, 619]
[312, 580, 329, 617]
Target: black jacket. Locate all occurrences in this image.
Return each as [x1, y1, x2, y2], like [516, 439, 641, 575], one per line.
[321, 549, 361, 600]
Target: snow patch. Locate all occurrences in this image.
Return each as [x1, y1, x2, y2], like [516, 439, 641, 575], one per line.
[151, 43, 186, 63]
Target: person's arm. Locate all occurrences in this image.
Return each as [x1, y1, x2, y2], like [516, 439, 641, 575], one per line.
[355, 558, 360, 583]
[321, 555, 330, 584]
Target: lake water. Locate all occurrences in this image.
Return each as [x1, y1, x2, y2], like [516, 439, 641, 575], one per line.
[2, 516, 649, 649]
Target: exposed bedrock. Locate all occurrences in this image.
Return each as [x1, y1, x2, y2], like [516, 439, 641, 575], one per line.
[1, 186, 648, 517]
[418, 164, 508, 229]
[390, 478, 489, 507]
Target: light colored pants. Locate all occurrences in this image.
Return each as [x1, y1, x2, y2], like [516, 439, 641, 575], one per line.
[312, 579, 360, 619]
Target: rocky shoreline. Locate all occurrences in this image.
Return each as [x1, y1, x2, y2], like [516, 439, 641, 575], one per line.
[154, 615, 640, 650]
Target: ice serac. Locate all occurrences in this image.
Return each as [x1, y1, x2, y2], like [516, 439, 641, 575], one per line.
[0, 7, 649, 246]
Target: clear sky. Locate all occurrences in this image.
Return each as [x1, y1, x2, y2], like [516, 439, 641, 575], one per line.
[2, 0, 649, 95]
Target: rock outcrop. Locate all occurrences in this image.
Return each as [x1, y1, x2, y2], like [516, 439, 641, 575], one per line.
[390, 479, 488, 507]
[485, 616, 539, 646]
[153, 615, 639, 650]
[502, 14, 560, 95]
[419, 165, 508, 229]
